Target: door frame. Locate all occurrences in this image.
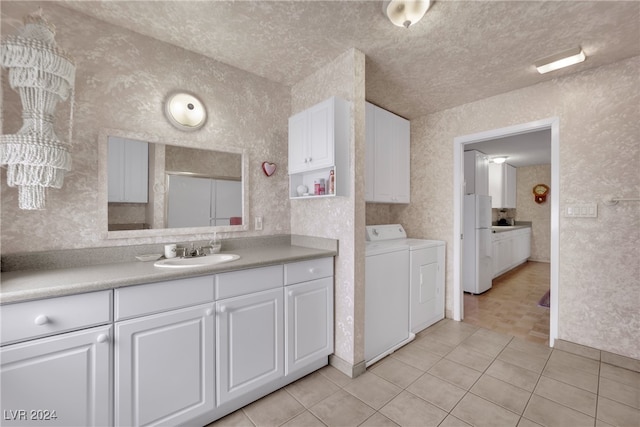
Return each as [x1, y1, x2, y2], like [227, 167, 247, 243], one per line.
[452, 117, 559, 347]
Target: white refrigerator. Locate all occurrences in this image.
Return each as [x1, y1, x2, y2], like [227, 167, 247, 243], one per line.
[463, 195, 493, 294]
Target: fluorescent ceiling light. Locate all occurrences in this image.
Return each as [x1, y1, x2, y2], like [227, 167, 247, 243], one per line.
[535, 47, 586, 74]
[491, 157, 508, 164]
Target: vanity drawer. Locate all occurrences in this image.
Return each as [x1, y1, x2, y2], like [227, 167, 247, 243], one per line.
[216, 265, 283, 300]
[115, 275, 215, 321]
[1, 290, 112, 346]
[284, 257, 334, 286]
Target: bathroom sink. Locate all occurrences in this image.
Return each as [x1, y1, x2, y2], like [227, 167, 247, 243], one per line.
[154, 254, 240, 268]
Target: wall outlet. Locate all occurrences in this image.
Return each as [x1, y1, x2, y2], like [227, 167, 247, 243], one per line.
[255, 216, 263, 230]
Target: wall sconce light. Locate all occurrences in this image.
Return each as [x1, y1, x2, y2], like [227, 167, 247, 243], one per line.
[383, 0, 431, 28]
[535, 47, 586, 74]
[165, 92, 207, 131]
[491, 157, 508, 164]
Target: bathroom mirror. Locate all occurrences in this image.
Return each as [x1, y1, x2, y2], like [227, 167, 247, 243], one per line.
[99, 128, 249, 239]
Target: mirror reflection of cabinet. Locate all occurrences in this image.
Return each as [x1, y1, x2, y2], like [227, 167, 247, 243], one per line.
[108, 137, 149, 203]
[166, 175, 242, 228]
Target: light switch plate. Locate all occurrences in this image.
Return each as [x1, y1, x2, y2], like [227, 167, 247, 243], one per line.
[255, 216, 263, 230]
[565, 204, 598, 218]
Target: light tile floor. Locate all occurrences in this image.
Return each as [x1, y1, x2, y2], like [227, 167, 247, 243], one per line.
[208, 319, 640, 427]
[463, 261, 551, 345]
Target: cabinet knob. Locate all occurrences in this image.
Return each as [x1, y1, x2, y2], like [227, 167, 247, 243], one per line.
[206, 308, 214, 316]
[96, 334, 109, 343]
[34, 315, 49, 326]
[308, 267, 317, 274]
[288, 290, 294, 297]
[219, 306, 227, 313]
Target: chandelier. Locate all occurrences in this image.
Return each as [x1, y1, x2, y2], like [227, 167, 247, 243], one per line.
[0, 9, 76, 210]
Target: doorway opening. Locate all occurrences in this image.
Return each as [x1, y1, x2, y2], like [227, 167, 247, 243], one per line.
[452, 118, 559, 347]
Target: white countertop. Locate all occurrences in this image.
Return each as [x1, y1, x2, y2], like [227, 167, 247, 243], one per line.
[1, 244, 336, 304]
[491, 225, 531, 233]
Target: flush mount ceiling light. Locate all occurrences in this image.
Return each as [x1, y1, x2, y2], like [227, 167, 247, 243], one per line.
[383, 0, 431, 28]
[491, 157, 508, 164]
[165, 92, 207, 131]
[535, 47, 586, 74]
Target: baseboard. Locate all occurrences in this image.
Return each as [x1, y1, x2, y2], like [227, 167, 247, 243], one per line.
[554, 339, 640, 373]
[329, 354, 366, 378]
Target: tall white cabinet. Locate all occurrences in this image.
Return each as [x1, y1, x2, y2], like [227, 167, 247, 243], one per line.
[365, 102, 410, 203]
[489, 163, 517, 208]
[464, 150, 489, 195]
[288, 97, 349, 199]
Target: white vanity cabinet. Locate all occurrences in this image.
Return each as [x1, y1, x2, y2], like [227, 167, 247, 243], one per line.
[288, 97, 350, 198]
[284, 258, 334, 376]
[0, 291, 113, 427]
[489, 163, 517, 208]
[464, 150, 489, 196]
[114, 276, 215, 427]
[215, 266, 284, 407]
[108, 136, 149, 203]
[365, 102, 410, 203]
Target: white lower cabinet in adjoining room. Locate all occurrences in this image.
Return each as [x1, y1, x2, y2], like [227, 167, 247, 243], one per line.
[0, 325, 112, 427]
[215, 288, 284, 407]
[114, 303, 215, 427]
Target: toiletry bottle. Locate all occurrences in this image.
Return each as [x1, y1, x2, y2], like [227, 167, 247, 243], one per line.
[329, 170, 335, 194]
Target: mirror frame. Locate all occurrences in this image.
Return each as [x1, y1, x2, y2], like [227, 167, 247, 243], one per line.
[98, 128, 249, 239]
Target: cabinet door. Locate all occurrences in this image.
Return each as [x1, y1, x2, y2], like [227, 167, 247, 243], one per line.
[488, 163, 504, 208]
[475, 152, 489, 196]
[285, 278, 333, 376]
[365, 103, 376, 201]
[372, 106, 410, 203]
[505, 164, 517, 208]
[115, 304, 215, 427]
[373, 107, 396, 202]
[1, 325, 112, 427]
[307, 99, 334, 171]
[392, 114, 411, 203]
[216, 288, 283, 406]
[288, 110, 308, 174]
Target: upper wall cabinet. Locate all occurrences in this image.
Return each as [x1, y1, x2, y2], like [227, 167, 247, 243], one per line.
[464, 150, 489, 196]
[288, 97, 350, 199]
[489, 163, 517, 208]
[108, 136, 148, 203]
[365, 102, 410, 204]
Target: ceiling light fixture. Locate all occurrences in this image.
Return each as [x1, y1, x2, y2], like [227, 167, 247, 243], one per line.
[383, 0, 431, 28]
[535, 47, 586, 74]
[491, 157, 508, 164]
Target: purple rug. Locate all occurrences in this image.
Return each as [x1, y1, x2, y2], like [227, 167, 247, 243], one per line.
[538, 290, 550, 308]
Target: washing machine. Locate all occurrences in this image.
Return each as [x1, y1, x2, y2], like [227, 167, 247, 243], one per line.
[365, 225, 411, 366]
[365, 225, 446, 366]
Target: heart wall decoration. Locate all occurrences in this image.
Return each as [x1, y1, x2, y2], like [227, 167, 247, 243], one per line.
[262, 162, 277, 177]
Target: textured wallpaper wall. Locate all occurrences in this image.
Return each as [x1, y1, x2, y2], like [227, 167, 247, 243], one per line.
[290, 49, 367, 372]
[392, 57, 640, 359]
[516, 165, 551, 262]
[1, 2, 291, 252]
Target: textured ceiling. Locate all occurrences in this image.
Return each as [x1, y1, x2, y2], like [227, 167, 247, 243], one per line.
[58, 0, 640, 120]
